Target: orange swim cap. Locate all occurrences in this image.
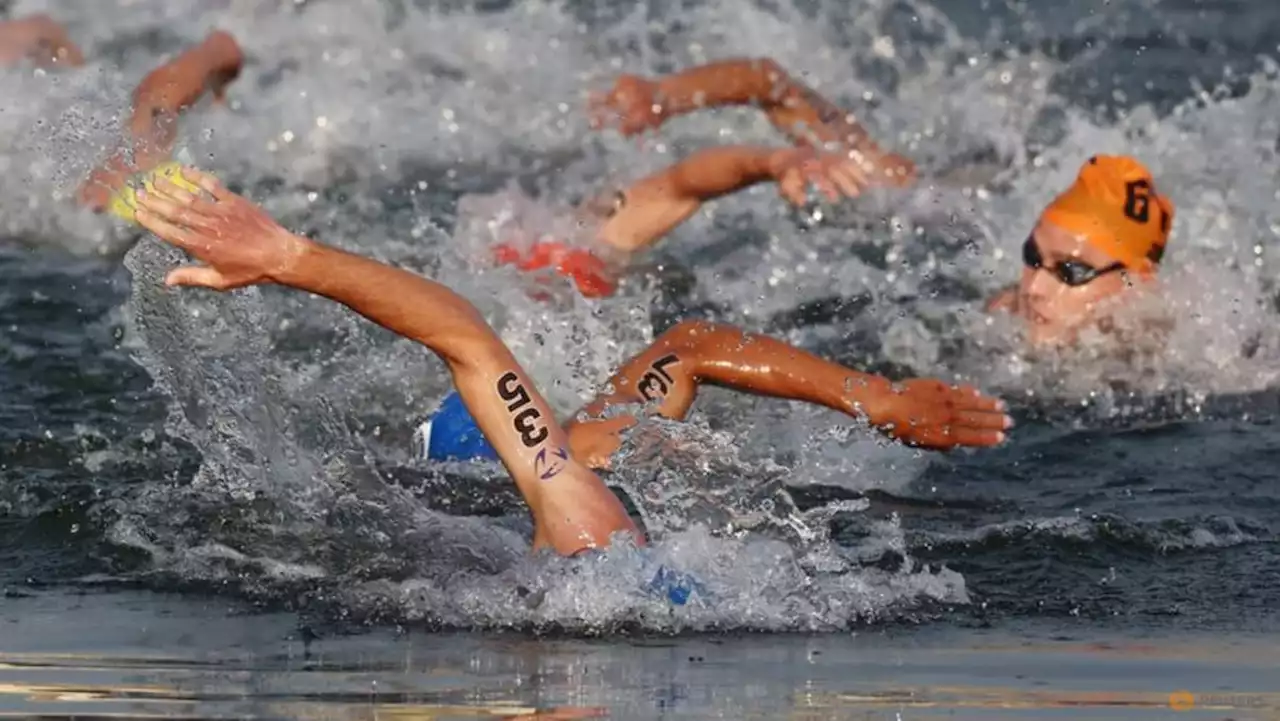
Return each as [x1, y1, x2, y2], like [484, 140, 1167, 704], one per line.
[1039, 155, 1174, 274]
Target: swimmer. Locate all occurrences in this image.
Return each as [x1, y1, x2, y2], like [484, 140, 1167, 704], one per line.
[985, 155, 1175, 347]
[0, 13, 84, 68]
[492, 58, 917, 298]
[422, 318, 1011, 469]
[0, 14, 241, 209]
[130, 165, 1011, 558]
[589, 57, 915, 182]
[78, 30, 244, 211]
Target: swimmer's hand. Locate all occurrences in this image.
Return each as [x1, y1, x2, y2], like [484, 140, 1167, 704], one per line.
[769, 147, 876, 205]
[854, 148, 916, 188]
[133, 166, 305, 290]
[864, 379, 1011, 450]
[588, 74, 661, 136]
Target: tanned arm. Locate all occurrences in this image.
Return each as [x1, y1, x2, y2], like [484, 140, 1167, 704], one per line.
[590, 57, 914, 185]
[565, 320, 1010, 469]
[133, 167, 639, 556]
[79, 31, 244, 211]
[596, 144, 864, 254]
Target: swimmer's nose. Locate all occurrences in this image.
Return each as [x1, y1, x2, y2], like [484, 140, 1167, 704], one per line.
[1026, 266, 1058, 299]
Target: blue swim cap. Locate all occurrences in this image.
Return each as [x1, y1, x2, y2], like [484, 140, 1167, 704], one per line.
[416, 391, 499, 462]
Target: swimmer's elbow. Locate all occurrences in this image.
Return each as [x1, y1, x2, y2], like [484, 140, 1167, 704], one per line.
[426, 324, 499, 373]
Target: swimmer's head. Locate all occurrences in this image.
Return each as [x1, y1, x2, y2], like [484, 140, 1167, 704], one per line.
[1016, 155, 1174, 345]
[415, 391, 498, 462]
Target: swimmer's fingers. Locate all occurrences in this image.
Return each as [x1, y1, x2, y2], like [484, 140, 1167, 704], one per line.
[932, 425, 1006, 449]
[146, 175, 227, 230]
[135, 205, 187, 243]
[776, 169, 808, 206]
[178, 165, 232, 202]
[135, 206, 236, 290]
[950, 409, 1012, 432]
[803, 163, 841, 202]
[163, 265, 231, 290]
[894, 423, 1005, 451]
[826, 161, 866, 198]
[135, 186, 214, 235]
[829, 160, 870, 197]
[950, 385, 1008, 414]
[149, 175, 198, 205]
[134, 206, 210, 267]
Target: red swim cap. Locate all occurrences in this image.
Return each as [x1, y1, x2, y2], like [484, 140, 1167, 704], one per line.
[493, 241, 617, 298]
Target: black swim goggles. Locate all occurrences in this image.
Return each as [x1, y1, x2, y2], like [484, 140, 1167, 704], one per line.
[1022, 236, 1126, 287]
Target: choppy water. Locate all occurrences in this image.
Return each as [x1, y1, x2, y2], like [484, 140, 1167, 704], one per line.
[2, 0, 1278, 645]
[4, 590, 1279, 720]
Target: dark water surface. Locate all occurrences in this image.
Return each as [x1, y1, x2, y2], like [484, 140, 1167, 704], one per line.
[3, 590, 1278, 720]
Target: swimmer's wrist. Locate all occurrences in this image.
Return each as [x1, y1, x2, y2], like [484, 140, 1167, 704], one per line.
[764, 147, 792, 176]
[266, 231, 318, 286]
[841, 374, 894, 422]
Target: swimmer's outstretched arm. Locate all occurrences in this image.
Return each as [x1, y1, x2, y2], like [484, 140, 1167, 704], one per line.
[133, 167, 639, 556]
[597, 144, 866, 254]
[565, 320, 1010, 469]
[0, 14, 84, 68]
[589, 57, 914, 185]
[79, 31, 244, 211]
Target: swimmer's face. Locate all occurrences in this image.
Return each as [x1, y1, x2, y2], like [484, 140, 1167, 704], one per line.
[1017, 219, 1134, 346]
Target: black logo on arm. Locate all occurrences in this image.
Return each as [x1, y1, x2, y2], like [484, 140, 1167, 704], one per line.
[1123, 180, 1151, 223]
[534, 446, 568, 480]
[497, 371, 549, 448]
[636, 354, 681, 402]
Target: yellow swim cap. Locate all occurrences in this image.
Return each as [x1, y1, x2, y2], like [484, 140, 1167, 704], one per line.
[107, 161, 203, 224]
[1039, 155, 1175, 274]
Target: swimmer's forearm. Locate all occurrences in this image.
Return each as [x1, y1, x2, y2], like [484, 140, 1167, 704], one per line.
[681, 329, 893, 419]
[658, 145, 781, 199]
[596, 146, 786, 253]
[650, 58, 789, 117]
[118, 32, 242, 176]
[273, 238, 498, 367]
[581, 322, 894, 426]
[129, 31, 242, 140]
[651, 58, 876, 151]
